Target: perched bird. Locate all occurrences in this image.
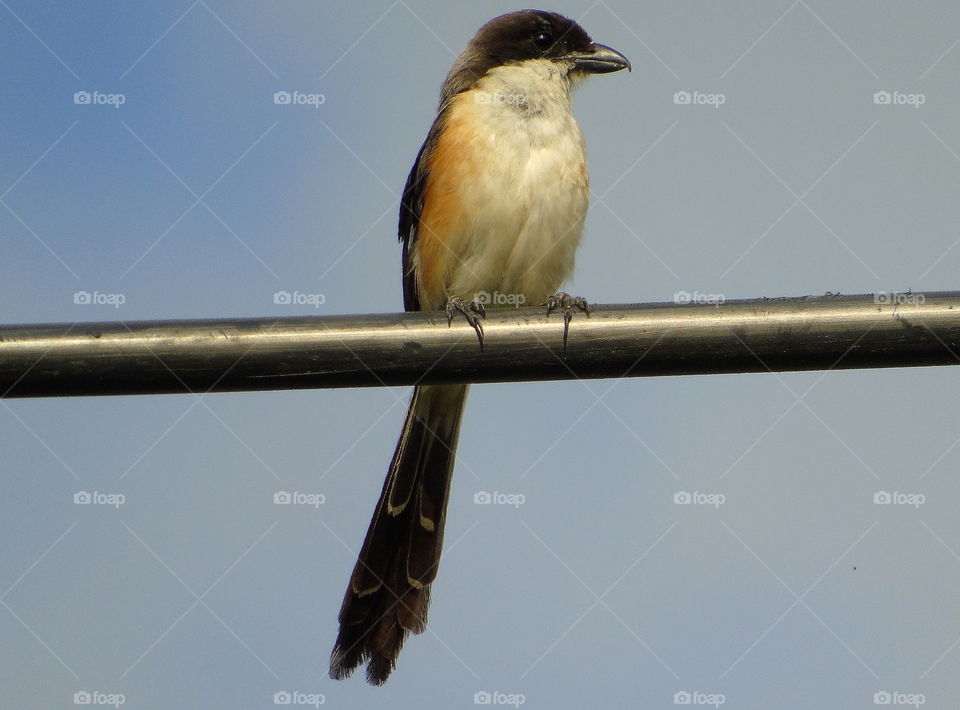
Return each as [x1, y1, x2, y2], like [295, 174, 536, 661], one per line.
[330, 9, 630, 684]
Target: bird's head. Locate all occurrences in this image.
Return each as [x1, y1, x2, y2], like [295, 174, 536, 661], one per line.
[442, 10, 630, 101]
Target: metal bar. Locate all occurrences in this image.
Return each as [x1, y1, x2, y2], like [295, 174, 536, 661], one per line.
[1, 292, 958, 398]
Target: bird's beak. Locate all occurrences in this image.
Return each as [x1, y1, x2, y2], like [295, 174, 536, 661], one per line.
[568, 42, 631, 74]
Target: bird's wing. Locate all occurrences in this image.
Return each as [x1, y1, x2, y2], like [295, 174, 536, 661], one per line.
[398, 109, 449, 313]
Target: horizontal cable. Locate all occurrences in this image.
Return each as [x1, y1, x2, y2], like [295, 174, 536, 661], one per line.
[0, 292, 957, 398]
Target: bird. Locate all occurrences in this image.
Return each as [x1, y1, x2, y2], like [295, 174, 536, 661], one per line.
[329, 9, 630, 685]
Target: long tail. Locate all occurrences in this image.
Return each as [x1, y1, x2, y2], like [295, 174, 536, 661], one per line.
[330, 383, 469, 684]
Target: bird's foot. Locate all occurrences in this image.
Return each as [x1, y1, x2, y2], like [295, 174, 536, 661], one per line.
[445, 296, 486, 349]
[543, 292, 590, 350]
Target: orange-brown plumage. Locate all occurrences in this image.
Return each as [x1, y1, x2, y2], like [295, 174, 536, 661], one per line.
[415, 108, 481, 308]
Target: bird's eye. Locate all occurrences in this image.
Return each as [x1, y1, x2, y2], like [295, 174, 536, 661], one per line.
[532, 32, 553, 50]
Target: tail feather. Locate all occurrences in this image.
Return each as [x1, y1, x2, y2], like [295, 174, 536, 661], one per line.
[330, 383, 468, 684]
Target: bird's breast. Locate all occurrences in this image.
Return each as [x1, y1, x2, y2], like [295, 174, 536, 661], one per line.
[416, 66, 589, 307]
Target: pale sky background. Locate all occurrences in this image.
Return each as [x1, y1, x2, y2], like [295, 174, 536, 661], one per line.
[3, 2, 960, 708]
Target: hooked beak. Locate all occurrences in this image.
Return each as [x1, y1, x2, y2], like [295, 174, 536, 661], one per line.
[568, 42, 631, 74]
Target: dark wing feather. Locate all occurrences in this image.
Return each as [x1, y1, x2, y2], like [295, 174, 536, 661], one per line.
[398, 109, 451, 313]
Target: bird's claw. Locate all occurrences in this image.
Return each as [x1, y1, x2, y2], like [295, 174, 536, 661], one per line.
[445, 296, 486, 349]
[543, 292, 590, 351]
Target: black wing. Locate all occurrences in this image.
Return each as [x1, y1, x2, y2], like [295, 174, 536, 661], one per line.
[398, 111, 448, 313]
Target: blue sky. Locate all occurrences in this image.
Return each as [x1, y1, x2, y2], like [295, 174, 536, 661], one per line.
[3, 2, 960, 708]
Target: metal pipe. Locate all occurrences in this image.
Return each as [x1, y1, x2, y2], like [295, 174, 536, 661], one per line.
[1, 292, 958, 398]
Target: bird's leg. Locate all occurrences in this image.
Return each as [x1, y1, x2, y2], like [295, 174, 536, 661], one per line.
[445, 296, 486, 349]
[543, 292, 590, 350]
